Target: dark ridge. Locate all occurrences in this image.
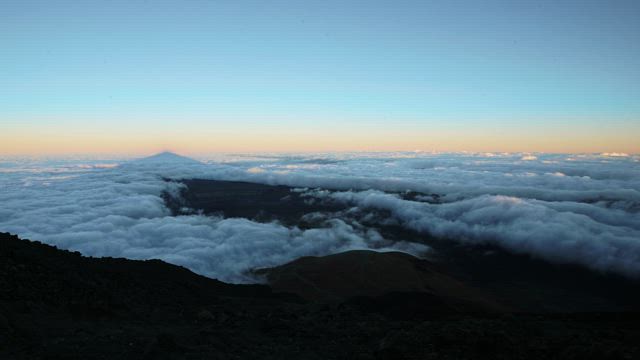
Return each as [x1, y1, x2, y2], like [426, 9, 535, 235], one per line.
[259, 250, 506, 314]
[2, 232, 640, 359]
[163, 179, 345, 225]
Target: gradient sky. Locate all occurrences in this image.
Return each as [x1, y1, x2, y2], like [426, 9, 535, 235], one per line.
[1, 0, 639, 155]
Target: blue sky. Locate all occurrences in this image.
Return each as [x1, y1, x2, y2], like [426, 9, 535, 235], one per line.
[1, 0, 639, 154]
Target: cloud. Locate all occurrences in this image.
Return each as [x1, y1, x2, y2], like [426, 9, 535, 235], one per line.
[0, 155, 428, 283]
[1, 151, 639, 280]
[601, 152, 629, 157]
[300, 188, 640, 276]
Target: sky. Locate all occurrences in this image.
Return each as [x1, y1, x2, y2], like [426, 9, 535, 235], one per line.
[1, 0, 639, 155]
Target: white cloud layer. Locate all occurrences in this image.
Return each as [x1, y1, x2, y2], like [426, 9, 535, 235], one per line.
[1, 152, 639, 280]
[303, 189, 640, 277]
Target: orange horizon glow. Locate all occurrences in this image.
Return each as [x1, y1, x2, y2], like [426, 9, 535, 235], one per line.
[2, 123, 639, 156]
[4, 1, 640, 159]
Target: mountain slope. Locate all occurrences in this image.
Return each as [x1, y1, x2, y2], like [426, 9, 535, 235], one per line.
[2, 232, 639, 360]
[262, 250, 505, 313]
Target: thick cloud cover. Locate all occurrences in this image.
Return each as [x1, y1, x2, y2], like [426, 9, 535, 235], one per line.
[0, 153, 428, 283]
[1, 151, 639, 281]
[302, 190, 640, 277]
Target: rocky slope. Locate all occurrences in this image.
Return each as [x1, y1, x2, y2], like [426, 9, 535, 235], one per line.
[260, 250, 505, 313]
[2, 232, 640, 359]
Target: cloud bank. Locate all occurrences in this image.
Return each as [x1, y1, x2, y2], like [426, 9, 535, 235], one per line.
[302, 189, 640, 277]
[0, 152, 638, 281]
[0, 154, 428, 283]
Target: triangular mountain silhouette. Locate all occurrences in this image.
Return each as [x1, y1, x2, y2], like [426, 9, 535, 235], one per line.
[134, 151, 202, 165]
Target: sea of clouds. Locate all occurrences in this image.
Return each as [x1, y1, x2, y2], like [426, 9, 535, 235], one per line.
[0, 151, 638, 282]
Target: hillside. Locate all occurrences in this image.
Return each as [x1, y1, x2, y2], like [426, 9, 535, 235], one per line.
[2, 232, 640, 359]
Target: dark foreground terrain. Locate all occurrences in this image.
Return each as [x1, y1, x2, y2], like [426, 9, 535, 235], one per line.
[2, 232, 640, 360]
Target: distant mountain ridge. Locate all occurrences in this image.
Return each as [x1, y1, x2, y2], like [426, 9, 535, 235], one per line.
[131, 151, 202, 165]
